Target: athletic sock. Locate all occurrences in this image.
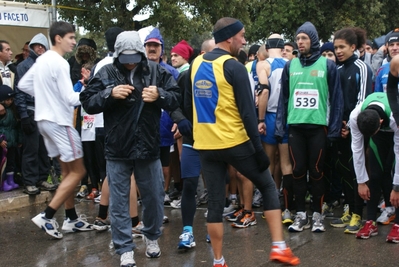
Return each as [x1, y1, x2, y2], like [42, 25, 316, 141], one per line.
[65, 208, 78, 220]
[213, 256, 225, 266]
[131, 216, 139, 227]
[272, 241, 287, 250]
[44, 206, 57, 219]
[98, 205, 108, 220]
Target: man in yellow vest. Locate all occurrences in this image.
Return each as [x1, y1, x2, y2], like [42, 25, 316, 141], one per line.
[184, 17, 300, 267]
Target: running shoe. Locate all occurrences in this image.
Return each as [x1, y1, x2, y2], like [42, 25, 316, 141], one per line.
[378, 198, 386, 212]
[213, 263, 228, 267]
[232, 211, 257, 228]
[199, 189, 208, 204]
[344, 213, 362, 234]
[31, 212, 63, 239]
[62, 214, 94, 232]
[288, 212, 310, 232]
[120, 251, 136, 267]
[377, 206, 396, 225]
[322, 201, 338, 217]
[37, 180, 57, 191]
[76, 185, 88, 198]
[93, 217, 110, 232]
[330, 204, 351, 228]
[86, 188, 99, 200]
[206, 234, 211, 243]
[311, 212, 325, 232]
[170, 199, 181, 209]
[168, 188, 181, 200]
[144, 236, 161, 258]
[223, 203, 235, 217]
[132, 221, 144, 235]
[94, 194, 101, 203]
[178, 230, 196, 249]
[356, 220, 378, 239]
[225, 208, 243, 222]
[164, 192, 171, 204]
[282, 209, 294, 225]
[386, 223, 399, 243]
[163, 215, 169, 224]
[252, 189, 263, 208]
[269, 246, 300, 266]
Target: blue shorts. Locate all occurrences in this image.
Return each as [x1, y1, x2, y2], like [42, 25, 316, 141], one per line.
[180, 145, 201, 178]
[260, 112, 288, 145]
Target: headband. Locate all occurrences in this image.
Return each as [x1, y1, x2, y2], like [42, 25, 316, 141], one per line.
[213, 20, 244, 44]
[266, 38, 284, 49]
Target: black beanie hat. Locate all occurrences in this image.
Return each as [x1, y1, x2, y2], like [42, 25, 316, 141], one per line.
[105, 27, 124, 52]
[77, 38, 97, 50]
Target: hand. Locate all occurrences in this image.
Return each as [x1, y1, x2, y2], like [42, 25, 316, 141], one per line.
[255, 149, 270, 172]
[81, 68, 91, 81]
[142, 85, 159, 102]
[0, 140, 7, 149]
[177, 119, 192, 137]
[358, 183, 370, 200]
[390, 190, 399, 208]
[258, 122, 266, 135]
[111, 84, 134, 99]
[21, 117, 36, 135]
[341, 121, 350, 138]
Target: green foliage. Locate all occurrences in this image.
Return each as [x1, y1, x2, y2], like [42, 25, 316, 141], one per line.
[16, 0, 399, 46]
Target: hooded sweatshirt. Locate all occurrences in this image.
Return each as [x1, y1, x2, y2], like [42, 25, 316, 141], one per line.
[144, 28, 179, 80]
[275, 21, 343, 139]
[14, 33, 50, 119]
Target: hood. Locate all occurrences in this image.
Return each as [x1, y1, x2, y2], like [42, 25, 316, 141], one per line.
[29, 33, 49, 51]
[75, 45, 97, 65]
[296, 21, 320, 55]
[114, 31, 146, 61]
[144, 28, 164, 56]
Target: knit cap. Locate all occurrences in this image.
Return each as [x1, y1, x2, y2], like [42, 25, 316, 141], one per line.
[171, 40, 193, 61]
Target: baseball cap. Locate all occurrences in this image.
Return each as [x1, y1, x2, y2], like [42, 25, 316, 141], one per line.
[118, 50, 142, 64]
[144, 38, 162, 45]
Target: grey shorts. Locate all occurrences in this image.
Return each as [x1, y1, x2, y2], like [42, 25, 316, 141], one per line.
[37, 120, 83, 162]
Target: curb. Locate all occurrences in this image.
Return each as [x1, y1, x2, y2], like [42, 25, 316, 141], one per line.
[0, 189, 54, 212]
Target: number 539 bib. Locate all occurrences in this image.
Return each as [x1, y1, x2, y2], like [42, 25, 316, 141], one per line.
[293, 89, 319, 109]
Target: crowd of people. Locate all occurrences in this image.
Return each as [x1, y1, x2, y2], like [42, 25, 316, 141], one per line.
[1, 17, 399, 267]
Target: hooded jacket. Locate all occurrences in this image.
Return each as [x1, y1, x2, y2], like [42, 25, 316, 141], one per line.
[14, 33, 49, 119]
[145, 28, 180, 80]
[80, 31, 181, 160]
[275, 22, 343, 139]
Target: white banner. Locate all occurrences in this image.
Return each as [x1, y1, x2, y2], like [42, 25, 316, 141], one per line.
[0, 5, 50, 28]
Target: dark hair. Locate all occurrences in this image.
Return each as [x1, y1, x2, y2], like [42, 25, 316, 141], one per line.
[284, 42, 298, 50]
[237, 49, 247, 65]
[25, 41, 30, 45]
[49, 21, 75, 46]
[334, 27, 367, 50]
[213, 17, 239, 33]
[0, 40, 9, 52]
[357, 109, 380, 137]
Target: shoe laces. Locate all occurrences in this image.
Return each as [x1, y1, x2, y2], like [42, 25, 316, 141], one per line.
[50, 218, 60, 229]
[77, 214, 89, 222]
[121, 251, 134, 262]
[349, 214, 361, 226]
[180, 231, 192, 241]
[146, 237, 159, 250]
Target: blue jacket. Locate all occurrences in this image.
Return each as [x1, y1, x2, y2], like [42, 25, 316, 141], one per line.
[375, 62, 391, 93]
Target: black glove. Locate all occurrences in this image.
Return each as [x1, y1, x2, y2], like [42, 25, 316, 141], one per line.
[255, 149, 270, 172]
[21, 116, 36, 135]
[177, 119, 193, 137]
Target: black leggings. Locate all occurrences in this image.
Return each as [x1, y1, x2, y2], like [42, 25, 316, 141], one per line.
[181, 177, 199, 226]
[333, 137, 363, 215]
[367, 131, 395, 220]
[199, 141, 279, 223]
[288, 125, 326, 213]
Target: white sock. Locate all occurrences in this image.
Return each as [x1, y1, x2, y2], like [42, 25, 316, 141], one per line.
[272, 241, 287, 250]
[213, 256, 225, 265]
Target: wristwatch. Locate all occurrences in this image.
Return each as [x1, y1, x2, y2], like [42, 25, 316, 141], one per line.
[258, 119, 265, 123]
[393, 184, 399, 192]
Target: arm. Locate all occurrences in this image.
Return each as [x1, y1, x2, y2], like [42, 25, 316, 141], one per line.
[349, 105, 370, 199]
[371, 46, 386, 76]
[184, 65, 194, 124]
[387, 55, 399, 126]
[275, 62, 290, 138]
[390, 113, 399, 207]
[17, 64, 36, 97]
[374, 66, 385, 93]
[56, 62, 80, 107]
[326, 60, 344, 138]
[14, 66, 29, 119]
[256, 60, 270, 135]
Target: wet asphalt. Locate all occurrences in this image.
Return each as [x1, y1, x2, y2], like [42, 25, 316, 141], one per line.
[1, 191, 399, 267]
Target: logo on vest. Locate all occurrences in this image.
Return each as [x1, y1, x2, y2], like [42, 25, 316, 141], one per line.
[195, 80, 213, 89]
[310, 70, 325, 78]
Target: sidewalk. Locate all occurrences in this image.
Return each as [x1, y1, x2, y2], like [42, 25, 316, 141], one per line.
[0, 188, 54, 213]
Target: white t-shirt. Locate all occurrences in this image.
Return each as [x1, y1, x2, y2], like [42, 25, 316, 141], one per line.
[18, 50, 80, 127]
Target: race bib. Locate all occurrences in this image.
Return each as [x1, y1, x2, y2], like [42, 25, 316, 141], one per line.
[82, 115, 95, 129]
[293, 89, 319, 109]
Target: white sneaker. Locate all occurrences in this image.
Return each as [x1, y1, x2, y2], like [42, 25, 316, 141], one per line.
[61, 214, 94, 232]
[132, 221, 144, 235]
[120, 251, 136, 267]
[377, 206, 396, 225]
[170, 199, 181, 209]
[164, 193, 171, 203]
[311, 212, 326, 232]
[31, 212, 63, 239]
[94, 194, 101, 203]
[144, 236, 161, 258]
[222, 203, 235, 216]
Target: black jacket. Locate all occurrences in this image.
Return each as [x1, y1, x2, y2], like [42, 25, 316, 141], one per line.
[80, 59, 180, 160]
